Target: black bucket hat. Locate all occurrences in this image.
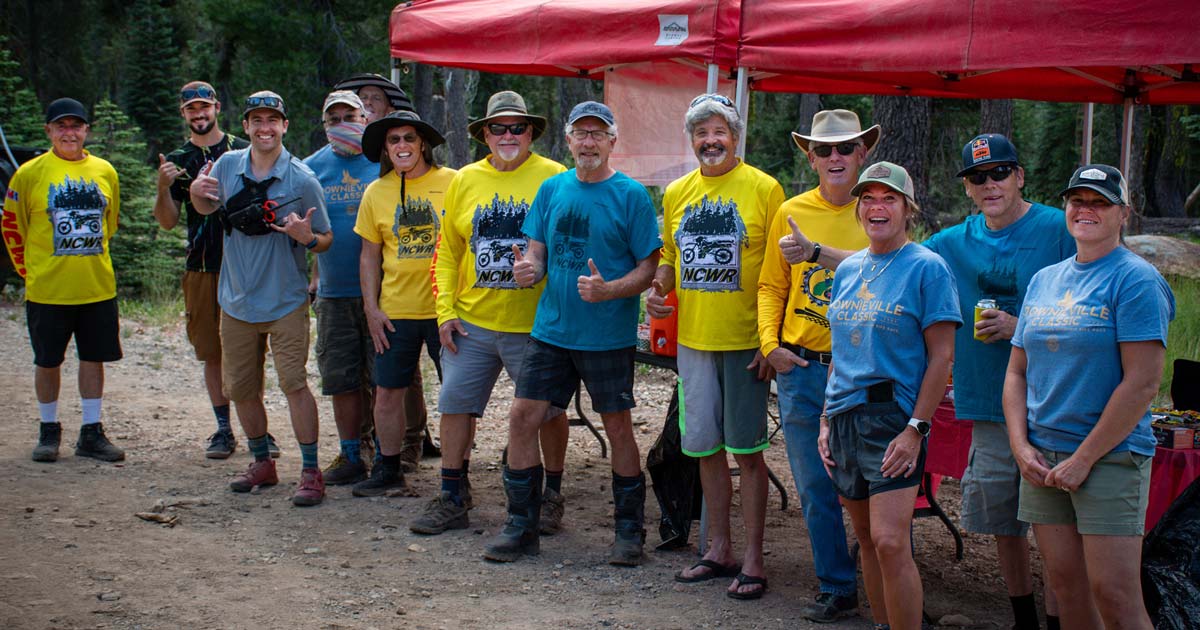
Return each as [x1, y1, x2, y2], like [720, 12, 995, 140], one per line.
[363, 110, 445, 164]
[333, 73, 414, 112]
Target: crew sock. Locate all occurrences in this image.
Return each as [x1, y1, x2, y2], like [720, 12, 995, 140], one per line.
[38, 401, 58, 424]
[1010, 593, 1039, 630]
[340, 439, 362, 464]
[81, 398, 102, 425]
[213, 404, 232, 433]
[247, 434, 271, 462]
[441, 467, 463, 505]
[298, 441, 319, 470]
[545, 468, 564, 493]
[1046, 615, 1060, 630]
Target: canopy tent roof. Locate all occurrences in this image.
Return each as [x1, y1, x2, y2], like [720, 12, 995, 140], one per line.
[390, 0, 1200, 105]
[388, 0, 739, 78]
[738, 0, 1200, 105]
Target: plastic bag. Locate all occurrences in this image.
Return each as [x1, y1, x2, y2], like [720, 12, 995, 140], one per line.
[1142, 476, 1200, 629]
[645, 383, 702, 549]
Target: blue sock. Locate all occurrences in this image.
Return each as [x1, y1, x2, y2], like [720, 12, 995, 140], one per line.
[248, 434, 270, 462]
[213, 405, 231, 432]
[298, 441, 318, 470]
[441, 467, 463, 505]
[340, 439, 361, 464]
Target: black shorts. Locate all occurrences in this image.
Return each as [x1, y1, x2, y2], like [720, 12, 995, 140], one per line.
[26, 298, 123, 368]
[374, 318, 441, 389]
[515, 338, 635, 414]
[828, 400, 926, 501]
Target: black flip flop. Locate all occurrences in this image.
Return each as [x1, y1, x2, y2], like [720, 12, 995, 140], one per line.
[727, 572, 768, 600]
[674, 559, 741, 583]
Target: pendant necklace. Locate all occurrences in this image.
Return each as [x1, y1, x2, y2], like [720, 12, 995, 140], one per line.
[859, 242, 908, 285]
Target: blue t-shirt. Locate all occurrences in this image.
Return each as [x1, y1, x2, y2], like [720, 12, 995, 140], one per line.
[303, 145, 376, 298]
[1012, 247, 1174, 457]
[523, 170, 662, 351]
[210, 147, 330, 323]
[824, 243, 963, 418]
[923, 203, 1076, 422]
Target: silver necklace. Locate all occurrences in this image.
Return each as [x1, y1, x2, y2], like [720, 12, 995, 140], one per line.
[859, 242, 908, 284]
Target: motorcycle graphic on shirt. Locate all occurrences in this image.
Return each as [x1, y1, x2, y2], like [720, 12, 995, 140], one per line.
[551, 211, 590, 273]
[47, 175, 105, 257]
[674, 195, 746, 292]
[470, 194, 529, 289]
[392, 197, 439, 259]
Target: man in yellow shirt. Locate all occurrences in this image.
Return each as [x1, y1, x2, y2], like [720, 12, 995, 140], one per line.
[647, 94, 782, 599]
[4, 98, 125, 463]
[352, 110, 456, 496]
[757, 109, 877, 622]
[412, 91, 570, 536]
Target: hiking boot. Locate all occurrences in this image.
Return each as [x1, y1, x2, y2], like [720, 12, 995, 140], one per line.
[230, 459, 279, 492]
[461, 475, 474, 510]
[422, 428, 441, 457]
[410, 491, 470, 534]
[292, 468, 325, 507]
[266, 433, 281, 459]
[32, 422, 62, 462]
[483, 466, 542, 562]
[399, 439, 421, 473]
[351, 461, 405, 497]
[205, 430, 237, 459]
[802, 592, 859, 623]
[540, 488, 566, 535]
[75, 423, 125, 462]
[608, 473, 646, 566]
[323, 453, 368, 486]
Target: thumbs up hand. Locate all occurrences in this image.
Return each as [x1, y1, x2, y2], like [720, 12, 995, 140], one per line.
[645, 278, 674, 319]
[512, 243, 538, 287]
[779, 215, 816, 265]
[577, 258, 609, 303]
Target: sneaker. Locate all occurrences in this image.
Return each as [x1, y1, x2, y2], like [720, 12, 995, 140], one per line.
[539, 488, 566, 535]
[802, 592, 859, 623]
[351, 463, 405, 497]
[230, 459, 279, 492]
[292, 468, 325, 506]
[75, 423, 125, 462]
[410, 491, 470, 534]
[266, 433, 281, 459]
[205, 430, 237, 459]
[32, 422, 62, 462]
[399, 439, 421, 473]
[323, 453, 368, 486]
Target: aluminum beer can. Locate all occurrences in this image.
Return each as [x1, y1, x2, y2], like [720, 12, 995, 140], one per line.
[974, 298, 998, 341]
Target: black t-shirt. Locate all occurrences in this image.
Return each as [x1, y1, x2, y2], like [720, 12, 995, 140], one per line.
[166, 134, 251, 272]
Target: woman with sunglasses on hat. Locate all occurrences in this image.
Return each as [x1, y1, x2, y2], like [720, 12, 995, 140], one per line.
[1003, 165, 1174, 629]
[816, 162, 961, 630]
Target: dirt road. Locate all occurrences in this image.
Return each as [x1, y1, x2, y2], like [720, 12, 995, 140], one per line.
[0, 304, 1019, 629]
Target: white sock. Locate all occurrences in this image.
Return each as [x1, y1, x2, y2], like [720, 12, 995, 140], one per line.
[38, 401, 58, 424]
[81, 398, 102, 425]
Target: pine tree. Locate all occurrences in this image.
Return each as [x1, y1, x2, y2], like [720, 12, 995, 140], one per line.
[122, 0, 184, 163]
[0, 37, 45, 147]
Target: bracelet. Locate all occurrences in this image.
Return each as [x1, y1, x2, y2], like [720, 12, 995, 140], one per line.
[305, 236, 319, 250]
[806, 241, 822, 264]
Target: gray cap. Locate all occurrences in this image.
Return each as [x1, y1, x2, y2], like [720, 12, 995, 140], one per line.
[567, 101, 614, 127]
[1059, 164, 1128, 205]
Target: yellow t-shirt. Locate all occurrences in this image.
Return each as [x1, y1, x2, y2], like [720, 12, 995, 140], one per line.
[354, 166, 456, 319]
[661, 161, 784, 351]
[2, 150, 120, 305]
[434, 153, 566, 332]
[757, 188, 868, 356]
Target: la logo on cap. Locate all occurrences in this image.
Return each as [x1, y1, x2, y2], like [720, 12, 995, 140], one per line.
[1079, 168, 1108, 181]
[972, 138, 991, 162]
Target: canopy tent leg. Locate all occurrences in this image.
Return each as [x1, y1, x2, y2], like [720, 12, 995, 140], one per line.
[735, 66, 749, 158]
[1120, 97, 1134, 177]
[706, 63, 719, 95]
[391, 57, 402, 87]
[1082, 102, 1095, 165]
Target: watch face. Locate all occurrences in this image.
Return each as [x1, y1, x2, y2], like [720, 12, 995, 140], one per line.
[917, 421, 931, 436]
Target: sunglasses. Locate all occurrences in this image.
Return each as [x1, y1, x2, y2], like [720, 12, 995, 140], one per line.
[487, 122, 529, 136]
[180, 86, 216, 102]
[690, 93, 734, 108]
[811, 142, 860, 158]
[245, 95, 284, 112]
[964, 165, 1016, 185]
[387, 132, 421, 144]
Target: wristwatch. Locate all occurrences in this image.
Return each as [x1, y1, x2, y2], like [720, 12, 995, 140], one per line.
[806, 241, 822, 264]
[907, 417, 931, 437]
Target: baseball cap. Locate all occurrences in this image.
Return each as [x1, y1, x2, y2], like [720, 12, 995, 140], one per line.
[851, 161, 918, 206]
[567, 101, 614, 127]
[1059, 164, 1128, 205]
[180, 81, 218, 107]
[956, 133, 1019, 177]
[242, 90, 287, 120]
[45, 98, 89, 124]
[323, 90, 364, 114]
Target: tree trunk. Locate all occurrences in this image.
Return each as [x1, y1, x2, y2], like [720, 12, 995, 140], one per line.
[795, 93, 823, 194]
[1147, 106, 1189, 218]
[871, 95, 935, 231]
[1127, 104, 1149, 218]
[443, 68, 471, 168]
[412, 63, 434, 122]
[979, 99, 1013, 137]
[552, 77, 598, 164]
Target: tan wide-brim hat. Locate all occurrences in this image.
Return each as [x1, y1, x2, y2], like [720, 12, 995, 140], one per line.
[467, 90, 547, 143]
[791, 109, 881, 153]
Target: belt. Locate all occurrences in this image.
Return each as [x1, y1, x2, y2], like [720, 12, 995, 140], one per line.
[781, 342, 832, 366]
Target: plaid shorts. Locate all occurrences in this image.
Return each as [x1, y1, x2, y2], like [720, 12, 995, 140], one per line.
[515, 338, 636, 414]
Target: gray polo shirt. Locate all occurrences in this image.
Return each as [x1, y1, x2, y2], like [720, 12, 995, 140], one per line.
[210, 146, 329, 323]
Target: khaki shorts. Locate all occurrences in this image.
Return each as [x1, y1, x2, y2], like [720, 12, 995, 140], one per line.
[1017, 446, 1152, 536]
[220, 303, 311, 402]
[182, 270, 222, 362]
